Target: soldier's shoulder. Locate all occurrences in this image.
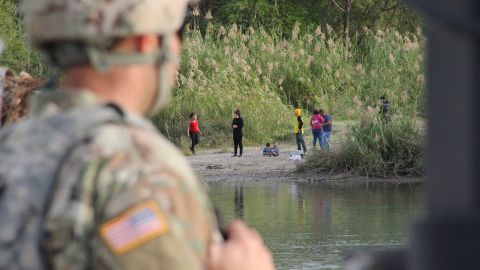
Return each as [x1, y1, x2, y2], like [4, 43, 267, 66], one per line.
[80, 112, 194, 177]
[90, 114, 183, 158]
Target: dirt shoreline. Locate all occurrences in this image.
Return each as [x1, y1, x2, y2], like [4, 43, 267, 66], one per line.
[187, 142, 424, 186]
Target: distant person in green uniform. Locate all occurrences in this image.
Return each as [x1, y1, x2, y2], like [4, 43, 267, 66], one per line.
[379, 96, 390, 121]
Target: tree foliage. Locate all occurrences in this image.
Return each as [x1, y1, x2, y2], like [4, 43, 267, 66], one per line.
[197, 0, 420, 36]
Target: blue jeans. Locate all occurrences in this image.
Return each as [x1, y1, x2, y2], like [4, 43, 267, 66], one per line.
[312, 129, 324, 148]
[322, 131, 332, 149]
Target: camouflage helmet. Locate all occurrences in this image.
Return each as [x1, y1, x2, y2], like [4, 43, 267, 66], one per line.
[21, 0, 192, 47]
[21, 0, 196, 115]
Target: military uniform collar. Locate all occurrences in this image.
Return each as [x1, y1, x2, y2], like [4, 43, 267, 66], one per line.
[30, 88, 99, 115]
[30, 88, 157, 131]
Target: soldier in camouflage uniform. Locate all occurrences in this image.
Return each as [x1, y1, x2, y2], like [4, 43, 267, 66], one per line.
[0, 1, 275, 269]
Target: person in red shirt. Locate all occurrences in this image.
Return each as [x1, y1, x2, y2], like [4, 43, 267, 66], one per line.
[310, 109, 325, 149]
[187, 112, 202, 154]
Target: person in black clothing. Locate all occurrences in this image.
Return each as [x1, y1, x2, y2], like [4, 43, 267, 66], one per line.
[379, 96, 390, 121]
[232, 109, 244, 157]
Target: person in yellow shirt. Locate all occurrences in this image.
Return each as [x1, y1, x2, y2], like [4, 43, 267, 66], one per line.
[294, 108, 307, 154]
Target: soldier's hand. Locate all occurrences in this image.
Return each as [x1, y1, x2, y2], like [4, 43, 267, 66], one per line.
[208, 220, 276, 270]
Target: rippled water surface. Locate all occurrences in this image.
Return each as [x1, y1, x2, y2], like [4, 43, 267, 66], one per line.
[208, 182, 423, 270]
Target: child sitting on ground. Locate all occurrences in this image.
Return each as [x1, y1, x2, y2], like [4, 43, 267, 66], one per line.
[270, 142, 280, 157]
[263, 143, 272, 156]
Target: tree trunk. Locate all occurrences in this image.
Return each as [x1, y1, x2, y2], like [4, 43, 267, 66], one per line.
[343, 0, 353, 41]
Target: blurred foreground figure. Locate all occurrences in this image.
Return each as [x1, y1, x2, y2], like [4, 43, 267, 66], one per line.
[0, 1, 275, 270]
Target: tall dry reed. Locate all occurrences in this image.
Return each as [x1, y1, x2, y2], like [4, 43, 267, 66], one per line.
[154, 23, 425, 148]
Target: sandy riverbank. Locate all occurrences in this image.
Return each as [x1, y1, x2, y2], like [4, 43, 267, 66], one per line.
[187, 142, 299, 183]
[187, 141, 423, 186]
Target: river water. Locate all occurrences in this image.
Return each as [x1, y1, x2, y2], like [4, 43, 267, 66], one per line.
[208, 181, 423, 270]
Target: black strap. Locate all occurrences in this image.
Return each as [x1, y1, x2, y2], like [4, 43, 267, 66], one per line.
[104, 103, 125, 118]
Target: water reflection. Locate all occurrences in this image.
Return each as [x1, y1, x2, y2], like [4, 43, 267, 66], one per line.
[208, 181, 423, 270]
[234, 184, 244, 218]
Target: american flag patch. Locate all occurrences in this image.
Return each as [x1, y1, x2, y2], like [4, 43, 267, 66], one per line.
[100, 200, 169, 255]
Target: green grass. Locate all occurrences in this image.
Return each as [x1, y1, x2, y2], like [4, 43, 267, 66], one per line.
[0, 0, 50, 77]
[299, 112, 424, 177]
[154, 23, 425, 150]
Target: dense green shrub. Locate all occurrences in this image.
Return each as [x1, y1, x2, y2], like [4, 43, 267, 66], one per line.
[299, 110, 424, 177]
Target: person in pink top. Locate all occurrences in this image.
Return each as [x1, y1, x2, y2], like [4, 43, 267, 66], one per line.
[310, 109, 325, 149]
[187, 112, 202, 154]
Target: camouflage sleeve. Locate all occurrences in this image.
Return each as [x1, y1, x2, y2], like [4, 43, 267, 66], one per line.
[43, 124, 219, 270]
